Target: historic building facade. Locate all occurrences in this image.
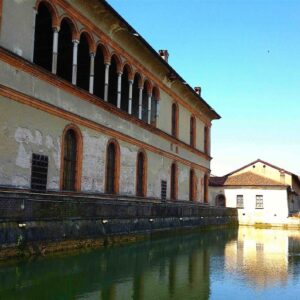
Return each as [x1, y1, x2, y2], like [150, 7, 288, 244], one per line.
[0, 0, 219, 201]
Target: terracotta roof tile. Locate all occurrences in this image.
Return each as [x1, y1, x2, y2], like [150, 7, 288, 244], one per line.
[210, 172, 287, 187]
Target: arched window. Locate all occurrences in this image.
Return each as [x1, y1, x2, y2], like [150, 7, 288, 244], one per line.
[108, 55, 119, 106]
[132, 73, 141, 118]
[215, 194, 226, 207]
[136, 151, 147, 197]
[171, 103, 179, 138]
[190, 116, 196, 147]
[61, 126, 82, 191]
[105, 140, 120, 194]
[170, 162, 178, 200]
[33, 2, 53, 71]
[121, 65, 130, 112]
[94, 45, 106, 99]
[189, 169, 196, 202]
[77, 33, 91, 91]
[142, 81, 150, 122]
[204, 174, 209, 204]
[151, 87, 159, 126]
[57, 18, 73, 82]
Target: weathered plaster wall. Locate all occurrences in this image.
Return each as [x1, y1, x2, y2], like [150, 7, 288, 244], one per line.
[0, 0, 35, 61]
[0, 97, 207, 201]
[0, 60, 210, 170]
[0, 0, 210, 154]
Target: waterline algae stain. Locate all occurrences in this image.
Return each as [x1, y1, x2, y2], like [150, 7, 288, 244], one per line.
[1, 227, 300, 299]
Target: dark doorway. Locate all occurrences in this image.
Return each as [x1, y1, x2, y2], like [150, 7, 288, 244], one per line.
[132, 73, 141, 118]
[77, 34, 90, 91]
[142, 82, 149, 122]
[94, 45, 105, 99]
[136, 151, 146, 197]
[121, 66, 129, 112]
[106, 142, 118, 194]
[108, 56, 118, 106]
[62, 129, 77, 191]
[33, 2, 53, 71]
[57, 19, 73, 82]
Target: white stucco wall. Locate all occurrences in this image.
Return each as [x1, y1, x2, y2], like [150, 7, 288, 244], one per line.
[209, 186, 289, 225]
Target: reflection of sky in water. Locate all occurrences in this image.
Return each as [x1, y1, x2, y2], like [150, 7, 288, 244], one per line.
[0, 227, 300, 299]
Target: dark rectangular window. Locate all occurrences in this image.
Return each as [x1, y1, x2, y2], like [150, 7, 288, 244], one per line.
[161, 180, 167, 200]
[255, 195, 263, 209]
[236, 195, 244, 208]
[31, 153, 48, 191]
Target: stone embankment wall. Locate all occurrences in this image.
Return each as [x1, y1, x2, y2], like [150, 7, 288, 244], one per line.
[0, 189, 238, 259]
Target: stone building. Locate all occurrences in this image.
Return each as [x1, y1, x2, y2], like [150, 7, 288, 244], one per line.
[0, 0, 220, 201]
[209, 159, 300, 226]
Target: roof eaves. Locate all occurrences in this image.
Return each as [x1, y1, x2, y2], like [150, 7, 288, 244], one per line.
[102, 0, 221, 120]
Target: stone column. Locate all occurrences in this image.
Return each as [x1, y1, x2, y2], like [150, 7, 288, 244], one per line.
[117, 72, 122, 108]
[138, 87, 143, 120]
[89, 53, 95, 94]
[104, 63, 110, 102]
[52, 27, 59, 74]
[72, 40, 79, 85]
[128, 79, 133, 114]
[147, 93, 152, 124]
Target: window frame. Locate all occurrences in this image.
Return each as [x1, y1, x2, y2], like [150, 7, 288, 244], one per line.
[255, 195, 264, 209]
[236, 195, 244, 209]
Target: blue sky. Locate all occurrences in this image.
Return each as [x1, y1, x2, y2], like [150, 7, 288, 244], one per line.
[107, 0, 300, 176]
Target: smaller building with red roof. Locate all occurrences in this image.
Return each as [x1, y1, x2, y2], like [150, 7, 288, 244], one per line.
[209, 159, 300, 226]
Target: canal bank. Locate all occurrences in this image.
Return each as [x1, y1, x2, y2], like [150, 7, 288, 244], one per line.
[0, 189, 238, 260]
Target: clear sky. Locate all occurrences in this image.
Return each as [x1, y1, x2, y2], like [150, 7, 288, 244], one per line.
[107, 0, 300, 176]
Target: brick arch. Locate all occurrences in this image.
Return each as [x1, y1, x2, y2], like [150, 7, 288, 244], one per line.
[59, 15, 79, 40]
[105, 138, 120, 194]
[35, 0, 60, 28]
[152, 85, 160, 101]
[133, 72, 143, 88]
[79, 29, 96, 53]
[110, 53, 122, 73]
[122, 62, 133, 81]
[143, 79, 153, 95]
[96, 42, 110, 63]
[60, 124, 83, 192]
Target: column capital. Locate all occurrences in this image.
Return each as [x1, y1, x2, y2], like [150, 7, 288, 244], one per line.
[128, 79, 134, 84]
[52, 26, 60, 33]
[72, 39, 79, 45]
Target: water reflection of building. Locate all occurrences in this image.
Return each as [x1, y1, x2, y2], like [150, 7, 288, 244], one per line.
[0, 229, 237, 300]
[225, 227, 300, 289]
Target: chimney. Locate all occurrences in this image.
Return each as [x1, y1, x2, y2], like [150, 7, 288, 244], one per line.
[159, 50, 169, 63]
[194, 86, 201, 96]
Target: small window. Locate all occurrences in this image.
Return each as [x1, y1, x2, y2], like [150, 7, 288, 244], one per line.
[236, 195, 244, 208]
[161, 180, 167, 200]
[255, 195, 263, 209]
[31, 153, 48, 191]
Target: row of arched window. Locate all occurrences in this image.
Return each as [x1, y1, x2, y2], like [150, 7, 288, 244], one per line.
[33, 1, 210, 153]
[171, 103, 209, 152]
[61, 125, 208, 201]
[33, 1, 159, 126]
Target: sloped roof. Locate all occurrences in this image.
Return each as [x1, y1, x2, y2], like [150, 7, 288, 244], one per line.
[100, 1, 220, 120]
[209, 172, 287, 187]
[226, 159, 295, 177]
